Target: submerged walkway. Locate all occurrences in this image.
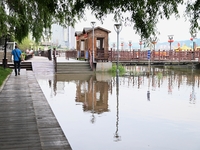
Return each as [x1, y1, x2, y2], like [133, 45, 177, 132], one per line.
[0, 56, 72, 149]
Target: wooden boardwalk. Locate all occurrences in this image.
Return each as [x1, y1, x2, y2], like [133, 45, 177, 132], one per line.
[0, 57, 72, 149]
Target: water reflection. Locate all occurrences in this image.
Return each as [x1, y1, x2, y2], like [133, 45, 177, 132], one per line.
[114, 73, 121, 142]
[52, 74, 111, 115]
[190, 70, 196, 104]
[50, 67, 200, 110]
[123, 66, 200, 103]
[39, 66, 200, 150]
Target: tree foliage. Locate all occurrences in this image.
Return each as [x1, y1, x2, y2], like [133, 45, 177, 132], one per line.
[17, 37, 34, 51]
[0, 0, 198, 43]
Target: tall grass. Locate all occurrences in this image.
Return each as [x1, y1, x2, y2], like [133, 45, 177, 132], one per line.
[108, 63, 125, 76]
[0, 67, 12, 87]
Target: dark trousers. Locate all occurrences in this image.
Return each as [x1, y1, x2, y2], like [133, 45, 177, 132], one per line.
[14, 61, 21, 75]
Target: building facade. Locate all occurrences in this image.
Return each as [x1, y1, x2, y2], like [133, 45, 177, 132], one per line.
[51, 24, 75, 50]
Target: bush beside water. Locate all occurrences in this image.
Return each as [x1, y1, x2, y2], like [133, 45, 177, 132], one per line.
[108, 64, 126, 76]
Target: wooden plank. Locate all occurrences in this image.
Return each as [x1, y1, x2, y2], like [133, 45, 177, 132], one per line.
[0, 68, 72, 150]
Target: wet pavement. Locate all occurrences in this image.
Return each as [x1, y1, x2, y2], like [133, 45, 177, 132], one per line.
[0, 56, 72, 149]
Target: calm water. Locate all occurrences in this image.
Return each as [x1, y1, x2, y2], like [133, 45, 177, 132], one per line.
[37, 66, 200, 150]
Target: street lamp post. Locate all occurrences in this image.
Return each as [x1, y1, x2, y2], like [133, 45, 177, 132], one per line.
[114, 24, 122, 75]
[168, 35, 174, 60]
[168, 35, 174, 51]
[139, 39, 142, 51]
[121, 42, 123, 51]
[190, 32, 197, 60]
[113, 43, 115, 50]
[129, 41, 132, 51]
[114, 24, 122, 142]
[150, 37, 157, 51]
[91, 21, 96, 62]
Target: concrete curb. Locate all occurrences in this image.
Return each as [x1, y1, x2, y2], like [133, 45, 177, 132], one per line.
[0, 71, 12, 93]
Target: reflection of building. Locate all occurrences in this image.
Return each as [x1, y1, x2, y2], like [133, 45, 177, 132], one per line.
[75, 77, 110, 114]
[52, 74, 110, 114]
[72, 77, 109, 113]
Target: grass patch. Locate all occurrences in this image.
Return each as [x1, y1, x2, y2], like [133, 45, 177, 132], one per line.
[0, 67, 12, 87]
[108, 63, 126, 76]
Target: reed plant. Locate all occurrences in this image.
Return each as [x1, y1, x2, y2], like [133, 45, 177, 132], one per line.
[108, 63, 126, 76]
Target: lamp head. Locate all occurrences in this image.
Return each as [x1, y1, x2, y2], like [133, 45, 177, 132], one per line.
[191, 33, 197, 38]
[168, 35, 174, 40]
[91, 21, 96, 27]
[114, 24, 121, 29]
[114, 24, 122, 32]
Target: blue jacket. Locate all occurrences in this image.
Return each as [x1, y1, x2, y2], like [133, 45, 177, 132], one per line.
[12, 48, 22, 61]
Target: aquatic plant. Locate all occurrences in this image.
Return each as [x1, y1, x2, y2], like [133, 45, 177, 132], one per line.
[108, 63, 126, 76]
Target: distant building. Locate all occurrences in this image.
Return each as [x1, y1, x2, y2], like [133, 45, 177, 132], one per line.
[51, 24, 75, 49]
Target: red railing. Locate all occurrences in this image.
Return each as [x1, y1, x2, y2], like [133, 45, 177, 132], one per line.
[109, 49, 200, 62]
[65, 49, 200, 63]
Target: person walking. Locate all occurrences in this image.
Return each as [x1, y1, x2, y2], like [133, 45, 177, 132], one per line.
[12, 45, 22, 76]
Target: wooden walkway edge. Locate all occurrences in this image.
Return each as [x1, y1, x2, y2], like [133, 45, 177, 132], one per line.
[0, 70, 72, 150]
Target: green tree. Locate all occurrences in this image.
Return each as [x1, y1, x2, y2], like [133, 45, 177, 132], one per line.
[0, 0, 198, 42]
[17, 37, 34, 51]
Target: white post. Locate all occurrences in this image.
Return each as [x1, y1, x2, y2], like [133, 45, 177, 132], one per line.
[91, 21, 96, 62]
[114, 24, 122, 75]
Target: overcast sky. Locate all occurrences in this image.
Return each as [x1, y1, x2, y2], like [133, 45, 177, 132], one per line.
[75, 4, 197, 44]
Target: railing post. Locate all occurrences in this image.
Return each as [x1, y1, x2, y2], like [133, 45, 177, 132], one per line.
[138, 50, 140, 61]
[199, 50, 200, 62]
[152, 50, 155, 61]
[53, 55, 57, 73]
[110, 48, 112, 62]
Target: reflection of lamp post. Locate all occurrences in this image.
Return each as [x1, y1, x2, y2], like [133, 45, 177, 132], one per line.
[190, 32, 197, 60]
[147, 76, 150, 101]
[168, 35, 174, 51]
[91, 21, 96, 62]
[114, 76, 121, 142]
[91, 79, 96, 123]
[190, 69, 196, 104]
[114, 24, 122, 76]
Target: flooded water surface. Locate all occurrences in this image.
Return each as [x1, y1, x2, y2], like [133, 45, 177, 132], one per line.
[37, 67, 200, 150]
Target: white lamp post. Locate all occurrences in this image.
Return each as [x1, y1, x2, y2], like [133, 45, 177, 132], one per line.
[168, 35, 174, 51]
[91, 21, 96, 62]
[114, 24, 122, 75]
[190, 32, 197, 60]
[150, 36, 157, 51]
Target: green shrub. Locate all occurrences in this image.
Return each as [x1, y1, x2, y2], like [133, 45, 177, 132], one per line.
[108, 63, 125, 76]
[0, 67, 12, 87]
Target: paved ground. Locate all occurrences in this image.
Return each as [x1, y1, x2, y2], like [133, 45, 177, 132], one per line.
[0, 56, 72, 150]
